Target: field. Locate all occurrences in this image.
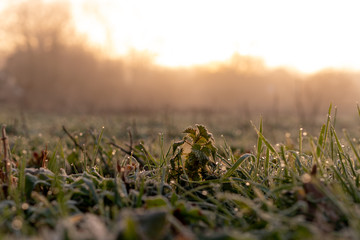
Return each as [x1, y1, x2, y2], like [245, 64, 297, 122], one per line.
[1, 106, 360, 239]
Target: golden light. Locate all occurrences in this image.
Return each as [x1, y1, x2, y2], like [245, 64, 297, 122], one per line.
[67, 0, 360, 73]
[1, 0, 359, 116]
[4, 0, 360, 73]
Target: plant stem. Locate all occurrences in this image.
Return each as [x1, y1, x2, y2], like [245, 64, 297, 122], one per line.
[1, 126, 11, 184]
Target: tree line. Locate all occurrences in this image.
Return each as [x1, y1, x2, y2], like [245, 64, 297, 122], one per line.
[0, 0, 359, 119]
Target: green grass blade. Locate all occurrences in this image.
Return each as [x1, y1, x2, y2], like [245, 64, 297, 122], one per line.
[251, 121, 279, 158]
[322, 104, 332, 149]
[316, 124, 326, 158]
[222, 153, 253, 179]
[256, 117, 263, 172]
[331, 126, 344, 156]
[299, 127, 303, 158]
[343, 129, 360, 165]
[92, 126, 105, 168]
[264, 148, 270, 180]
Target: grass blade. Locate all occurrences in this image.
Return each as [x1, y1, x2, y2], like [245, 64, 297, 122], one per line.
[222, 153, 253, 179]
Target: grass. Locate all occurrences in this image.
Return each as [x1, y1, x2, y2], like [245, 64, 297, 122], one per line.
[1, 106, 360, 239]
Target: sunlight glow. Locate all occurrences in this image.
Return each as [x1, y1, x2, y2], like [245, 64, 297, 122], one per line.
[71, 0, 360, 73]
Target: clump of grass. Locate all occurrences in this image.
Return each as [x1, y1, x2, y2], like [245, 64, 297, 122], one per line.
[2, 106, 360, 239]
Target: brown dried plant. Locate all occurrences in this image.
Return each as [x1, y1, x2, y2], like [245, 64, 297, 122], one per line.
[1, 126, 11, 182]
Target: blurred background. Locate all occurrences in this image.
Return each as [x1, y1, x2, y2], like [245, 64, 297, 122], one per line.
[0, 0, 359, 125]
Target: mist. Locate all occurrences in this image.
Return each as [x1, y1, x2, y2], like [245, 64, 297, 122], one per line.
[1, 0, 359, 123]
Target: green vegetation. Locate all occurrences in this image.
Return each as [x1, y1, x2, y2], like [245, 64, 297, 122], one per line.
[1, 106, 360, 239]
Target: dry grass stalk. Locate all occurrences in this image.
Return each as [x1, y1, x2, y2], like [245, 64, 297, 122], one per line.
[1, 125, 11, 184]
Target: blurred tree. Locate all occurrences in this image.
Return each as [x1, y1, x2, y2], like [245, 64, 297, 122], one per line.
[228, 53, 265, 74]
[1, 0, 76, 109]
[1, 0, 130, 112]
[0, 1, 358, 116]
[2, 0, 74, 53]
[305, 70, 358, 116]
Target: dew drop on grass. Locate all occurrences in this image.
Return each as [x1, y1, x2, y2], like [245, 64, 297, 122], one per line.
[245, 182, 250, 186]
[202, 190, 208, 196]
[11, 217, 23, 231]
[301, 173, 311, 183]
[21, 203, 29, 210]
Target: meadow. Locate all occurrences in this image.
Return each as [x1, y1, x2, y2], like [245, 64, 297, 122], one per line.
[1, 106, 360, 239]
[2, 1, 360, 239]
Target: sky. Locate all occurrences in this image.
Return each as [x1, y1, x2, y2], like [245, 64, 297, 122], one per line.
[3, 0, 360, 73]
